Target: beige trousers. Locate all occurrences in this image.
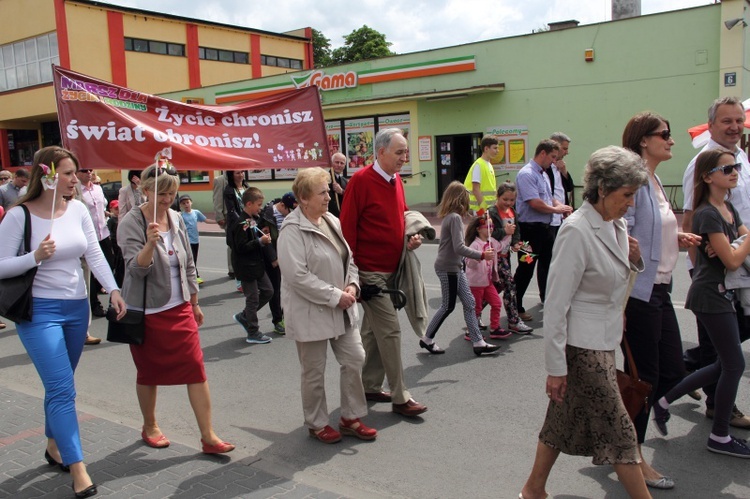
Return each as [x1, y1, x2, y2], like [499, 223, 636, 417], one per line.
[359, 271, 412, 405]
[295, 327, 367, 430]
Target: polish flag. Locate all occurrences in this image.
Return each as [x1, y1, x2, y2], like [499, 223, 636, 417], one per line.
[688, 97, 750, 148]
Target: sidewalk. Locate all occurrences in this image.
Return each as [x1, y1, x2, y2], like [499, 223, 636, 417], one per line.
[0, 386, 345, 498]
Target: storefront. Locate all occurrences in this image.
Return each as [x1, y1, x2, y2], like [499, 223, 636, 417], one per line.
[162, 1, 747, 210]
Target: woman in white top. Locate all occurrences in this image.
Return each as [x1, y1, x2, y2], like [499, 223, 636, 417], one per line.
[0, 146, 126, 498]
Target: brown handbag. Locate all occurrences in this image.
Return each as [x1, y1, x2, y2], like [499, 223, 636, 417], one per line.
[616, 337, 652, 421]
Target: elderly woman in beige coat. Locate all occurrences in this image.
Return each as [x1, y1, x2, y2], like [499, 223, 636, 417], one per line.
[278, 167, 377, 444]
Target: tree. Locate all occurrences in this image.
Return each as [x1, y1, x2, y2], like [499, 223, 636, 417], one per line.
[330, 25, 395, 64]
[311, 28, 332, 68]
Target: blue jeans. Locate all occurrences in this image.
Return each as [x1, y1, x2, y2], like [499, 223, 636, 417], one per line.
[16, 298, 89, 466]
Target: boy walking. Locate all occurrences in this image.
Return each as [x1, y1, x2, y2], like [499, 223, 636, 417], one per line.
[179, 194, 216, 284]
[229, 187, 274, 344]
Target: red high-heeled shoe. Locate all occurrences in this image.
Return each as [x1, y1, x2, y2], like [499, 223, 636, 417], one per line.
[201, 439, 235, 454]
[339, 418, 377, 440]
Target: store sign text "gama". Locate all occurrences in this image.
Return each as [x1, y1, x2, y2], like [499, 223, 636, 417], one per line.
[291, 70, 358, 91]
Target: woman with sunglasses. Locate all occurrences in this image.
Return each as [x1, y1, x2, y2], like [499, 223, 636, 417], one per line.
[621, 112, 701, 489]
[118, 164, 234, 455]
[0, 146, 127, 498]
[652, 149, 750, 458]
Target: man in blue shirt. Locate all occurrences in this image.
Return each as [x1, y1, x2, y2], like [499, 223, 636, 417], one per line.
[514, 140, 572, 320]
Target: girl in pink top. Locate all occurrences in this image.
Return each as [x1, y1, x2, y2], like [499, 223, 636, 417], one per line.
[465, 216, 511, 339]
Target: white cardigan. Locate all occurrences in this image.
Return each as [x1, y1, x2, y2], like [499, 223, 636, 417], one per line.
[544, 202, 644, 376]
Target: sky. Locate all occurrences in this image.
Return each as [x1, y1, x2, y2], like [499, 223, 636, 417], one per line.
[103, 0, 714, 54]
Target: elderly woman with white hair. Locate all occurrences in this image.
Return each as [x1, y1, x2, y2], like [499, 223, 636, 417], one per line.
[118, 164, 234, 455]
[520, 146, 652, 499]
[277, 167, 376, 444]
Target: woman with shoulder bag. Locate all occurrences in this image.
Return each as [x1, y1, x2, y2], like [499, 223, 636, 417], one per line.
[0, 146, 126, 498]
[118, 164, 234, 455]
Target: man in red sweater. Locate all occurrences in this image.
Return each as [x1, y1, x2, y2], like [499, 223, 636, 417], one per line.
[340, 128, 427, 417]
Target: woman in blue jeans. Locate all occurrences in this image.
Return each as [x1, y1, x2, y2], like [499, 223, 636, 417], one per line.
[0, 146, 126, 497]
[653, 148, 750, 458]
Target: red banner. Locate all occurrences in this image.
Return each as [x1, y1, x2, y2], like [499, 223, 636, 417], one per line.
[53, 66, 330, 170]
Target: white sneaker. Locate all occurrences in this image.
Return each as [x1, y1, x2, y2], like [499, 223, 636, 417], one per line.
[509, 320, 533, 334]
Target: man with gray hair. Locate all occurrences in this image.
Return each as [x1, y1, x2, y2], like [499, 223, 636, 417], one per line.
[328, 152, 348, 217]
[340, 128, 427, 417]
[0, 168, 30, 209]
[681, 96, 750, 428]
[548, 132, 575, 207]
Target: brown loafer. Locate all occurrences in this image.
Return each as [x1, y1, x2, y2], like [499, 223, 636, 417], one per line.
[392, 399, 427, 417]
[365, 391, 392, 403]
[85, 336, 102, 345]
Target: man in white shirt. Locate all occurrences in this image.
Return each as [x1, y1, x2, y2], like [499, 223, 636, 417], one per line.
[681, 96, 750, 428]
[77, 167, 114, 319]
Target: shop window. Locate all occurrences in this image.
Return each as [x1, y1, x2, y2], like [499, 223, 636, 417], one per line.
[178, 171, 210, 184]
[7, 129, 39, 166]
[124, 37, 185, 57]
[0, 32, 59, 92]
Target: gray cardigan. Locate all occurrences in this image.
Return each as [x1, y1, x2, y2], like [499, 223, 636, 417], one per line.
[624, 176, 666, 301]
[434, 212, 482, 273]
[118, 207, 199, 309]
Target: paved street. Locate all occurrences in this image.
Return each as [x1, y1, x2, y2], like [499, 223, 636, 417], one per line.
[1, 236, 749, 498]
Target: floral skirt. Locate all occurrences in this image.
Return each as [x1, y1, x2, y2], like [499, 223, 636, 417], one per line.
[539, 345, 640, 465]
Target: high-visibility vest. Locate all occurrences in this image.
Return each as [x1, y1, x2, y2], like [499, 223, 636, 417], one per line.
[464, 158, 496, 213]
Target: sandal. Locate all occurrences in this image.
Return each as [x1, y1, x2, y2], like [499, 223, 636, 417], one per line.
[308, 425, 342, 444]
[141, 429, 170, 448]
[339, 418, 377, 440]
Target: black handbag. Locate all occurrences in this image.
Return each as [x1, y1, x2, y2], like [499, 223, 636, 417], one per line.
[106, 210, 148, 345]
[0, 205, 38, 323]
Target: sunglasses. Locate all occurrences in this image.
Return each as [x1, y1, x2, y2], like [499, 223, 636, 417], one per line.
[145, 165, 178, 179]
[646, 129, 672, 141]
[79, 169, 93, 173]
[707, 163, 742, 175]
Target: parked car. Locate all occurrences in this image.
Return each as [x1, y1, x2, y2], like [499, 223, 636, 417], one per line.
[100, 181, 121, 206]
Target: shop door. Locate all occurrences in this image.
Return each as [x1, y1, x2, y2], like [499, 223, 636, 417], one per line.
[435, 133, 482, 202]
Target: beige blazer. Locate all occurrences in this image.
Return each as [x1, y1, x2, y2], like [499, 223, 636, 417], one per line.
[544, 201, 644, 376]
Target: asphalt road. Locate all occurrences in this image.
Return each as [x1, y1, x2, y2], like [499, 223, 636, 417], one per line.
[1, 236, 749, 498]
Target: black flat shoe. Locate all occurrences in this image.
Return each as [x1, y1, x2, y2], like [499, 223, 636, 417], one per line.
[419, 339, 445, 354]
[473, 343, 501, 356]
[72, 483, 97, 498]
[45, 450, 70, 472]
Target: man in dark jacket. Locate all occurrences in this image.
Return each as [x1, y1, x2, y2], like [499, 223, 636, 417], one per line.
[328, 152, 348, 217]
[229, 187, 274, 344]
[259, 192, 296, 334]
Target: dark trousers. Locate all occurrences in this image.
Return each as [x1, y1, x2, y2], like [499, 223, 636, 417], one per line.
[667, 311, 745, 437]
[264, 262, 283, 324]
[684, 270, 750, 407]
[90, 238, 114, 311]
[623, 284, 686, 443]
[514, 222, 554, 313]
[241, 273, 274, 334]
[190, 243, 200, 277]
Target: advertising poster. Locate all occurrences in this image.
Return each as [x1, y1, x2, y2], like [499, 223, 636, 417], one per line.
[344, 118, 374, 175]
[485, 125, 529, 171]
[246, 169, 273, 181]
[326, 120, 342, 158]
[378, 114, 411, 175]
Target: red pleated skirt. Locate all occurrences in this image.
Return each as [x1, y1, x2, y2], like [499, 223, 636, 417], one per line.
[129, 302, 207, 385]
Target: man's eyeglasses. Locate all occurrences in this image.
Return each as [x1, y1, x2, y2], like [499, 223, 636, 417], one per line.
[707, 163, 742, 175]
[646, 129, 671, 141]
[145, 165, 178, 179]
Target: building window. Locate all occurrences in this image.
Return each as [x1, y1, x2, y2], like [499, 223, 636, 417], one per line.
[0, 32, 59, 92]
[177, 171, 210, 184]
[198, 46, 249, 64]
[124, 37, 185, 57]
[260, 54, 303, 69]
